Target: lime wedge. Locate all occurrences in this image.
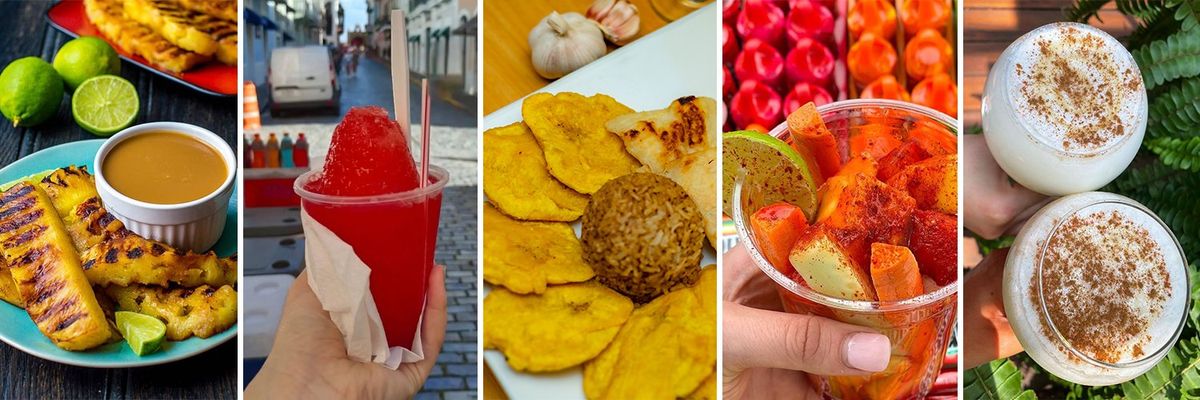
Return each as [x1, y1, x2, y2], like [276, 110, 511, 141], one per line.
[115, 311, 166, 356]
[722, 130, 821, 220]
[0, 170, 54, 192]
[72, 75, 138, 136]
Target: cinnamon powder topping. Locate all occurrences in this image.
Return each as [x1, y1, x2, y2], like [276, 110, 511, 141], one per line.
[1013, 25, 1142, 154]
[1032, 209, 1171, 364]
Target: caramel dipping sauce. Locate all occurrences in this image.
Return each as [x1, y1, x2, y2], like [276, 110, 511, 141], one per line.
[102, 131, 228, 204]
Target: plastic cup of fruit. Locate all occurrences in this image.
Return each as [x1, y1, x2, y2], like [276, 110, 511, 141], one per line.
[981, 22, 1147, 196]
[1002, 192, 1189, 386]
[731, 99, 959, 400]
[294, 165, 449, 349]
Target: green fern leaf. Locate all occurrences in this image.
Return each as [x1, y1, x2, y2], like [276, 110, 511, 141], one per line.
[1135, 27, 1200, 90]
[1067, 0, 1114, 22]
[1118, 0, 1167, 20]
[1188, 263, 1200, 333]
[1147, 78, 1200, 138]
[1128, 11, 1184, 49]
[1167, 0, 1200, 30]
[1120, 337, 1200, 399]
[1147, 137, 1200, 171]
[964, 359, 1038, 400]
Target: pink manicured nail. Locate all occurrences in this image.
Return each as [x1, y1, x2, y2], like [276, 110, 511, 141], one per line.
[843, 332, 890, 372]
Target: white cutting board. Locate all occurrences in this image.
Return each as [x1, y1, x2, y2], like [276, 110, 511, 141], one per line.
[482, 4, 720, 399]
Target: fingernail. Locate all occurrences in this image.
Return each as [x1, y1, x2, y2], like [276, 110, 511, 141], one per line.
[843, 332, 890, 372]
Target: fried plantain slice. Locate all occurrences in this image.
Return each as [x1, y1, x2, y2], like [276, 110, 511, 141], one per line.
[483, 204, 594, 294]
[583, 267, 717, 399]
[484, 283, 633, 372]
[483, 122, 590, 221]
[523, 92, 640, 194]
[686, 370, 717, 400]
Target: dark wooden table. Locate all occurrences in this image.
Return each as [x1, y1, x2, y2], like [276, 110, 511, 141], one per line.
[0, 2, 236, 399]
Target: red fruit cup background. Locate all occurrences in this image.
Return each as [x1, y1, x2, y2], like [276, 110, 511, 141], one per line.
[724, 0, 958, 132]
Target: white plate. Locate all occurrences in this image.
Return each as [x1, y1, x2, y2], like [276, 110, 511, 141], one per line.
[482, 4, 720, 399]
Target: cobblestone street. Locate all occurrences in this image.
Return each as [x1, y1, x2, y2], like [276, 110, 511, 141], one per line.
[420, 185, 479, 400]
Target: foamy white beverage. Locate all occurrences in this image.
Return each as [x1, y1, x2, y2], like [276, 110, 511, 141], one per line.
[982, 23, 1147, 196]
[1003, 192, 1189, 386]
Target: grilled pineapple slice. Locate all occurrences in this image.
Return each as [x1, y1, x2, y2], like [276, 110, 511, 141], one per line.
[40, 166, 127, 253]
[106, 284, 237, 340]
[177, 0, 236, 22]
[84, 0, 210, 73]
[0, 261, 23, 308]
[0, 183, 111, 350]
[124, 0, 238, 64]
[81, 231, 237, 288]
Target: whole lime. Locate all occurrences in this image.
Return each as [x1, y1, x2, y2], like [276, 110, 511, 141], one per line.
[0, 57, 64, 128]
[53, 36, 120, 91]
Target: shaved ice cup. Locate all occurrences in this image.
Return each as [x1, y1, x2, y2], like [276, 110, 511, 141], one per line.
[731, 100, 959, 400]
[295, 165, 448, 368]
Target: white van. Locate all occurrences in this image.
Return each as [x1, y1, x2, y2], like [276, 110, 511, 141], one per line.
[269, 46, 340, 112]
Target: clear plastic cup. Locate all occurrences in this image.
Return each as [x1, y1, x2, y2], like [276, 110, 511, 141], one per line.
[1002, 192, 1189, 386]
[294, 165, 449, 349]
[731, 99, 958, 400]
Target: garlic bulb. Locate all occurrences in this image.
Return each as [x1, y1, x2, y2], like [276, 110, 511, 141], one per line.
[529, 11, 607, 79]
[587, 0, 640, 45]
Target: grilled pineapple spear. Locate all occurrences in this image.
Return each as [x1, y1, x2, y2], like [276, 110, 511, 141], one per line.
[0, 183, 111, 350]
[124, 0, 239, 64]
[40, 166, 127, 253]
[176, 0, 236, 22]
[82, 231, 237, 288]
[106, 284, 236, 340]
[39, 166, 237, 289]
[84, 0, 210, 73]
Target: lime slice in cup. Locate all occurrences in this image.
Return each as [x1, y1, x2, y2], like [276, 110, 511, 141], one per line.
[72, 75, 139, 136]
[115, 311, 166, 356]
[722, 130, 822, 220]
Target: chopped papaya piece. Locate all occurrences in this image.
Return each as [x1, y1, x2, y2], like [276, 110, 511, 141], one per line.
[910, 210, 957, 285]
[837, 153, 879, 180]
[887, 154, 957, 214]
[750, 202, 810, 272]
[869, 243, 923, 302]
[787, 103, 843, 177]
[789, 225, 876, 301]
[850, 127, 902, 160]
[817, 174, 916, 267]
[877, 141, 932, 181]
[815, 175, 851, 224]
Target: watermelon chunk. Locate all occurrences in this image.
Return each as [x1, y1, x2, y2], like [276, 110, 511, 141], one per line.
[910, 210, 957, 285]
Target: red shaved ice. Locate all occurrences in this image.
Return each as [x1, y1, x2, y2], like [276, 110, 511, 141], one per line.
[306, 106, 421, 196]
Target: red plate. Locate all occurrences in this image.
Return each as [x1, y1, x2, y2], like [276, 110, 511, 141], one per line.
[46, 0, 237, 98]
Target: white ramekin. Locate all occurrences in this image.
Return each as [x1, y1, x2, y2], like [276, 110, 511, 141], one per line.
[94, 122, 236, 253]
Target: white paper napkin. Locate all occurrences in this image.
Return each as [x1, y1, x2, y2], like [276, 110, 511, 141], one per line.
[301, 209, 425, 369]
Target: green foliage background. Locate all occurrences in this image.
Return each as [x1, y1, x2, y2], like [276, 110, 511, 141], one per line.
[966, 1, 1200, 398]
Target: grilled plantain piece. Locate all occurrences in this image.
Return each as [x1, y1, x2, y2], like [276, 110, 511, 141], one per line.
[106, 284, 236, 340]
[0, 183, 111, 350]
[0, 260, 23, 308]
[84, 0, 210, 73]
[124, 0, 238, 64]
[81, 230, 237, 288]
[40, 166, 128, 253]
[176, 0, 236, 22]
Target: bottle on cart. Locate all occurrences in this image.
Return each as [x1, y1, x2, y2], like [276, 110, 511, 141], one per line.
[243, 136, 253, 168]
[294, 133, 310, 167]
[266, 133, 281, 168]
[281, 133, 295, 168]
[250, 134, 266, 168]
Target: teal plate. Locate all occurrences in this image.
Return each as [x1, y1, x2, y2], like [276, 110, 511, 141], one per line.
[0, 140, 237, 368]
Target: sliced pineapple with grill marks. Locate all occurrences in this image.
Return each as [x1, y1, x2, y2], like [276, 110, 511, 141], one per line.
[81, 230, 237, 288]
[105, 284, 237, 340]
[124, 0, 238, 64]
[40, 166, 127, 254]
[84, 0, 210, 73]
[0, 183, 111, 350]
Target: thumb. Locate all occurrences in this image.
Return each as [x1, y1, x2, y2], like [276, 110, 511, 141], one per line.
[723, 301, 891, 376]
